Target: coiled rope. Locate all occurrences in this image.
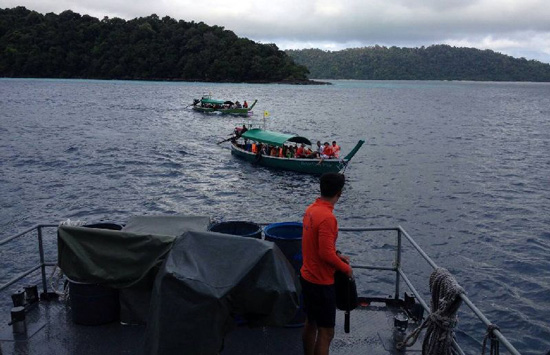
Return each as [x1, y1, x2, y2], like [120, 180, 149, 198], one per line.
[397, 267, 465, 354]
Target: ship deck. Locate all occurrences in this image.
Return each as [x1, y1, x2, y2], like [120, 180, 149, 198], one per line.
[0, 296, 422, 355]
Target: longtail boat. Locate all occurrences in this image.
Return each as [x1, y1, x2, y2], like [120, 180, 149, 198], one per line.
[230, 128, 364, 174]
[192, 94, 257, 116]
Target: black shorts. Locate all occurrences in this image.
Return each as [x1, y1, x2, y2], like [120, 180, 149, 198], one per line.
[300, 276, 336, 328]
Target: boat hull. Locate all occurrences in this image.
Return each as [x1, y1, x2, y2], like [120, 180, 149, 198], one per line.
[192, 106, 252, 116]
[231, 144, 345, 174]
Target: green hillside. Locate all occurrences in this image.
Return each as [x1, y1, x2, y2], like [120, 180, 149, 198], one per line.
[0, 7, 309, 82]
[286, 46, 550, 81]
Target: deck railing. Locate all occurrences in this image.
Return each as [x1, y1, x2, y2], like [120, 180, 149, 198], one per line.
[0, 224, 58, 295]
[340, 226, 521, 355]
[1, 224, 521, 354]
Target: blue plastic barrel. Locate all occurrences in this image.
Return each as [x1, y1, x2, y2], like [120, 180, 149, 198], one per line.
[208, 221, 262, 239]
[264, 222, 303, 274]
[264, 222, 305, 327]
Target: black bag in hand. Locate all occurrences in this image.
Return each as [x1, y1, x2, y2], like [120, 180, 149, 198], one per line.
[334, 271, 358, 333]
[334, 271, 358, 311]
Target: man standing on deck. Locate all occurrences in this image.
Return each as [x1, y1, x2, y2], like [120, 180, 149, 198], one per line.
[300, 173, 352, 355]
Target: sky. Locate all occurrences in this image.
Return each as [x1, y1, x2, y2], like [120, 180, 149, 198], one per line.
[4, 0, 550, 64]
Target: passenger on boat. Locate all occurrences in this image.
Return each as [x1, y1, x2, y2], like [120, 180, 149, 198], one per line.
[270, 146, 278, 157]
[316, 141, 323, 157]
[233, 125, 248, 139]
[322, 142, 335, 158]
[301, 173, 352, 355]
[296, 144, 305, 158]
[235, 101, 242, 108]
[243, 100, 248, 108]
[288, 145, 296, 158]
[332, 141, 340, 158]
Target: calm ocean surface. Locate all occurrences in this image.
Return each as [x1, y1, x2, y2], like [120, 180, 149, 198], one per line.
[1, 78, 549, 354]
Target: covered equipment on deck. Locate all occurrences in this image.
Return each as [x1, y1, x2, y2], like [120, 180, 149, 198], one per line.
[57, 215, 300, 354]
[144, 231, 300, 354]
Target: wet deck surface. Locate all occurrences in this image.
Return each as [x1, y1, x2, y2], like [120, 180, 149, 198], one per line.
[0, 299, 423, 355]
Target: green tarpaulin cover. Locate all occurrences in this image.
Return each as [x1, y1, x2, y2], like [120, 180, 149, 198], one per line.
[241, 128, 312, 147]
[200, 97, 226, 105]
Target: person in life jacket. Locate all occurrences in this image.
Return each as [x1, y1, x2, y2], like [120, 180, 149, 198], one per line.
[296, 143, 305, 158]
[321, 142, 334, 159]
[332, 141, 340, 158]
[243, 100, 248, 108]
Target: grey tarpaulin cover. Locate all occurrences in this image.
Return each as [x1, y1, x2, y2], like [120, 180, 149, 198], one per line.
[143, 230, 300, 355]
[58, 215, 212, 324]
[121, 215, 211, 235]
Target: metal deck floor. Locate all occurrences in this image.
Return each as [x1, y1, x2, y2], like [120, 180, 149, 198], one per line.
[0, 300, 423, 355]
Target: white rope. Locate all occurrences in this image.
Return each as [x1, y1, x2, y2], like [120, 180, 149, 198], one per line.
[397, 267, 465, 354]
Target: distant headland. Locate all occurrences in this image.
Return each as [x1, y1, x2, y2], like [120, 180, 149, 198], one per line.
[2, 7, 549, 83]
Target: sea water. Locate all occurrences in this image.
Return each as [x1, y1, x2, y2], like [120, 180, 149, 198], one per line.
[1, 78, 549, 354]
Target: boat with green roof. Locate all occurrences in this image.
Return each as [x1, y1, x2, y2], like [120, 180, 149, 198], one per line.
[192, 94, 257, 116]
[230, 127, 364, 174]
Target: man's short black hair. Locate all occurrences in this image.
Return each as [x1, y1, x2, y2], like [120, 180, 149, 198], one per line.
[320, 173, 345, 198]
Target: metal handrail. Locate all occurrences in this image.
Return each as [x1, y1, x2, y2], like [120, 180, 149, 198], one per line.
[0, 224, 57, 293]
[1, 223, 521, 354]
[341, 225, 521, 355]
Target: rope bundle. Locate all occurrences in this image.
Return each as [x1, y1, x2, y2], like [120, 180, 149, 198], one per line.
[397, 267, 465, 354]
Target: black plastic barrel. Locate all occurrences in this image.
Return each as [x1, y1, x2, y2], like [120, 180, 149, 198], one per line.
[209, 221, 262, 326]
[69, 222, 122, 325]
[264, 222, 305, 327]
[69, 282, 120, 325]
[83, 222, 123, 230]
[208, 221, 262, 239]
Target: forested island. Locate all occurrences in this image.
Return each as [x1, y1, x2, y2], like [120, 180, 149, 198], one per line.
[286, 46, 550, 81]
[0, 7, 310, 83]
[3, 7, 550, 83]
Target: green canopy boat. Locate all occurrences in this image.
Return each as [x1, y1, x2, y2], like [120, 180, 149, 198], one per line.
[192, 94, 257, 116]
[230, 128, 364, 174]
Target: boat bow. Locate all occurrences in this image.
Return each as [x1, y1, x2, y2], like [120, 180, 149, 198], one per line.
[343, 140, 365, 162]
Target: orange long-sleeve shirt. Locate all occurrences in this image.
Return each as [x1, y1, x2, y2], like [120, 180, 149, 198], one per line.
[300, 198, 352, 285]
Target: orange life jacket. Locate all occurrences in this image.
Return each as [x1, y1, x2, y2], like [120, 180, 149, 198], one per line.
[332, 144, 340, 157]
[323, 146, 334, 156]
[252, 143, 257, 153]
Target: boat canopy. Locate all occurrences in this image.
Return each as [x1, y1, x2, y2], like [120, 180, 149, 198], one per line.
[200, 96, 225, 105]
[241, 128, 312, 147]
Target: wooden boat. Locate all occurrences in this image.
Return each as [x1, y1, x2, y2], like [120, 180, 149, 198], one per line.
[230, 128, 364, 174]
[192, 94, 257, 116]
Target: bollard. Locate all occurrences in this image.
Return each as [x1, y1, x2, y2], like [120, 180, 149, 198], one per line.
[11, 306, 27, 334]
[393, 313, 409, 349]
[11, 290, 25, 307]
[24, 285, 39, 304]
